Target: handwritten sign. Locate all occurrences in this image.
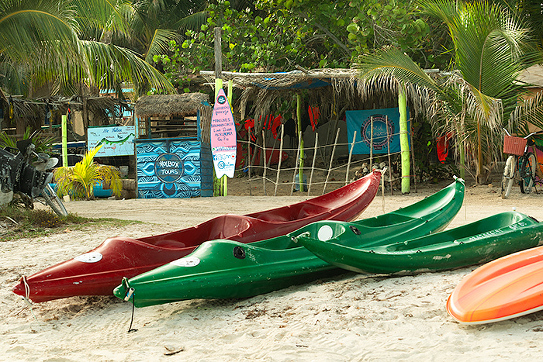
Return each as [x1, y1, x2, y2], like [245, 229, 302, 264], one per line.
[210, 89, 236, 178]
[87, 126, 135, 157]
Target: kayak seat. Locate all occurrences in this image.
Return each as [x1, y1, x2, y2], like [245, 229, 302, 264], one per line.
[257, 204, 330, 222]
[153, 239, 187, 248]
[360, 213, 413, 227]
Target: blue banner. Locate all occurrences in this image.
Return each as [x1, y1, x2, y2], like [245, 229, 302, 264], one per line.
[346, 108, 410, 155]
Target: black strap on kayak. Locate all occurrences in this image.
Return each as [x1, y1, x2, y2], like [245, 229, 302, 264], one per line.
[121, 277, 138, 333]
[127, 299, 138, 333]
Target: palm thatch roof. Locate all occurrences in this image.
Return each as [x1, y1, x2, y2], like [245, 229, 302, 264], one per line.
[1, 94, 129, 136]
[135, 93, 211, 118]
[134, 93, 212, 143]
[200, 69, 403, 132]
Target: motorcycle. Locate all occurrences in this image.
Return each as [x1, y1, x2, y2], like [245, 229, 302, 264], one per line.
[0, 135, 67, 217]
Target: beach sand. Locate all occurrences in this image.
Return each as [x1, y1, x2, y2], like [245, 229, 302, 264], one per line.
[2, 178, 543, 361]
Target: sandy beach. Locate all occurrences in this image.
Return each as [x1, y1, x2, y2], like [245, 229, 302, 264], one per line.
[2, 178, 543, 362]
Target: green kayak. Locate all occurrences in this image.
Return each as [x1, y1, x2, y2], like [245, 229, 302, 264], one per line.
[113, 177, 465, 307]
[296, 211, 543, 274]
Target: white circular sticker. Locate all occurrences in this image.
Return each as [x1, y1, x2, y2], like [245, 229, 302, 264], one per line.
[74, 252, 103, 263]
[317, 225, 334, 241]
[171, 256, 200, 267]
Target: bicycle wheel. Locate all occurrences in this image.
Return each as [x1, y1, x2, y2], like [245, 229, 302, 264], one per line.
[520, 153, 537, 194]
[501, 155, 516, 199]
[41, 184, 68, 217]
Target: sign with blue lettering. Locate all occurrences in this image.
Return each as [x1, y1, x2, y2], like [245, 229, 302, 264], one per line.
[210, 89, 236, 178]
[88, 126, 135, 156]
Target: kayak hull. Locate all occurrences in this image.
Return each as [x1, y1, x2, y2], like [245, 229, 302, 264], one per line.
[113, 178, 465, 307]
[13, 171, 381, 303]
[447, 245, 543, 324]
[297, 212, 543, 275]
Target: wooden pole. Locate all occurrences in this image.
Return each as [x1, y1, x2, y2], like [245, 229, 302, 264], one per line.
[62, 114, 68, 168]
[370, 116, 374, 169]
[386, 115, 393, 195]
[214, 78, 223, 197]
[262, 130, 266, 195]
[345, 131, 356, 185]
[213, 27, 223, 196]
[290, 131, 302, 196]
[410, 124, 417, 192]
[223, 79, 233, 196]
[399, 89, 410, 194]
[308, 132, 318, 196]
[274, 124, 285, 196]
[296, 94, 304, 192]
[323, 128, 340, 195]
[381, 169, 385, 213]
[476, 120, 482, 183]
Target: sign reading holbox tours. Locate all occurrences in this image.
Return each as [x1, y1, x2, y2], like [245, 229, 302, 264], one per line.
[210, 89, 237, 178]
[346, 108, 410, 155]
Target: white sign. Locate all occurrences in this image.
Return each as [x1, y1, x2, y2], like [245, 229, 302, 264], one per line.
[210, 89, 236, 178]
[87, 126, 135, 156]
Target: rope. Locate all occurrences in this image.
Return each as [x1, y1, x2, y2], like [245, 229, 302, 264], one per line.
[22, 276, 38, 321]
[127, 298, 138, 333]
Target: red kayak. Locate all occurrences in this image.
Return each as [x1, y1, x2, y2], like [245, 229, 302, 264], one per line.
[13, 170, 382, 303]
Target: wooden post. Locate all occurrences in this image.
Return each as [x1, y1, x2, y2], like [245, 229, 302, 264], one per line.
[290, 132, 302, 196]
[214, 26, 223, 196]
[399, 89, 410, 194]
[386, 115, 393, 195]
[248, 126, 252, 179]
[62, 115, 68, 168]
[296, 94, 304, 192]
[410, 124, 417, 192]
[323, 128, 340, 195]
[274, 124, 285, 196]
[345, 131, 356, 185]
[370, 116, 374, 169]
[82, 96, 88, 138]
[476, 120, 482, 183]
[381, 169, 385, 213]
[262, 130, 266, 195]
[308, 132, 318, 196]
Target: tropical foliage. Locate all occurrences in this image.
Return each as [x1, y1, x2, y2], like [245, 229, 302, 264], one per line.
[153, 0, 440, 91]
[53, 146, 122, 200]
[356, 0, 543, 182]
[0, 0, 176, 98]
[0, 128, 55, 154]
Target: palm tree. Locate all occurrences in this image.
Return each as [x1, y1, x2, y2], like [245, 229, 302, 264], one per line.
[356, 0, 542, 183]
[126, 0, 208, 63]
[0, 0, 175, 98]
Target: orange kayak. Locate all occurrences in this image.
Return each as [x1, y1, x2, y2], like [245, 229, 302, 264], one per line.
[447, 245, 543, 324]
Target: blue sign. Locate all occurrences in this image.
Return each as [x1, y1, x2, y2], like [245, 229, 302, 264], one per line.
[346, 108, 410, 155]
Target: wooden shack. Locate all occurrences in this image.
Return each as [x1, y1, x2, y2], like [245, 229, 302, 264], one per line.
[134, 93, 213, 198]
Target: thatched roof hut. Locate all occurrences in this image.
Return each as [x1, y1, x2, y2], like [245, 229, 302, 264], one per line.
[135, 93, 212, 142]
[200, 69, 406, 133]
[1, 94, 130, 140]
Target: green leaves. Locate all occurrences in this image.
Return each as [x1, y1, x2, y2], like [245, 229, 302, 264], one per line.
[0, 0, 177, 97]
[53, 146, 122, 200]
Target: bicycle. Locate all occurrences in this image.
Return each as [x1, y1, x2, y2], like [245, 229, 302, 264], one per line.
[501, 129, 543, 199]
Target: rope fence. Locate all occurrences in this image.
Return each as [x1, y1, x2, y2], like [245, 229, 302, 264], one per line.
[230, 125, 414, 196]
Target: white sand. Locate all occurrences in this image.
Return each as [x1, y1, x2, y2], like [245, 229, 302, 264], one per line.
[2, 180, 543, 361]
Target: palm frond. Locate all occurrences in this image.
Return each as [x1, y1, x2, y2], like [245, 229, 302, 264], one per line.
[144, 28, 180, 63]
[508, 92, 543, 134]
[0, 0, 80, 64]
[71, 0, 132, 35]
[80, 40, 176, 94]
[356, 47, 441, 116]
